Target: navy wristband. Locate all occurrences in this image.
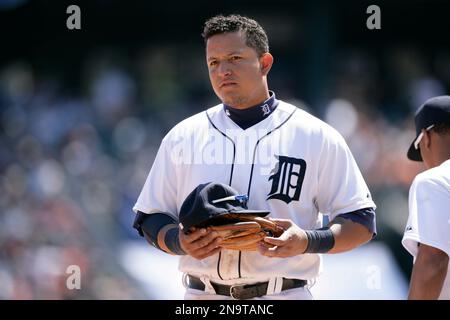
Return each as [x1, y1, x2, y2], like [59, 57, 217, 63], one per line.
[304, 228, 335, 253]
[165, 226, 186, 255]
[135, 212, 186, 255]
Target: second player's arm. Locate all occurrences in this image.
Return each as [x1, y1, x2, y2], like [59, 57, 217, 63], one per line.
[408, 243, 449, 300]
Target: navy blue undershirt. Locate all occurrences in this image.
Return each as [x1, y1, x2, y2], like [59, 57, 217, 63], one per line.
[338, 207, 377, 236]
[223, 91, 279, 130]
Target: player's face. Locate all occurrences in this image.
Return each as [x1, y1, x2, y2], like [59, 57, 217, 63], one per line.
[206, 31, 272, 109]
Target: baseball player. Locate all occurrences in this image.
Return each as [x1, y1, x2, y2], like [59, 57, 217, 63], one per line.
[402, 96, 450, 300]
[133, 14, 376, 300]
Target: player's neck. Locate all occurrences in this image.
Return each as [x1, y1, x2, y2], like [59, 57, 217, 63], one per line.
[432, 138, 450, 167]
[435, 150, 450, 167]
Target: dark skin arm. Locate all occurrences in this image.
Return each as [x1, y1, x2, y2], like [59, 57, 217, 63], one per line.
[258, 217, 372, 258]
[408, 243, 449, 300]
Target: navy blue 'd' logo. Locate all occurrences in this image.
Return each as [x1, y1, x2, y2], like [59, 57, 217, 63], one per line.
[267, 155, 306, 204]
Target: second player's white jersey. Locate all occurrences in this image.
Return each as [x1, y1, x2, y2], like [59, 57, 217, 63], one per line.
[134, 100, 376, 284]
[402, 159, 450, 299]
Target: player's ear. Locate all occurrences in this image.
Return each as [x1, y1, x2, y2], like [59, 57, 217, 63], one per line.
[421, 128, 432, 149]
[260, 53, 273, 76]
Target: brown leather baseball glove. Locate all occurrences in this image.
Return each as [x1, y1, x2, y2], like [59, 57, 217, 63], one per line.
[207, 214, 284, 251]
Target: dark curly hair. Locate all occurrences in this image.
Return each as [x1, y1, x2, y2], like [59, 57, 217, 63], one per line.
[432, 123, 450, 135]
[202, 14, 269, 57]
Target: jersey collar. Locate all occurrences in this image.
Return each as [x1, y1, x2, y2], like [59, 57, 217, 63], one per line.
[223, 91, 279, 130]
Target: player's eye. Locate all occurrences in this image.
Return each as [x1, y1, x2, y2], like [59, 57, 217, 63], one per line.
[230, 56, 241, 62]
[209, 61, 218, 67]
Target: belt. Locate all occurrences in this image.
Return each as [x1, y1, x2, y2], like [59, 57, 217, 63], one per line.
[187, 275, 307, 300]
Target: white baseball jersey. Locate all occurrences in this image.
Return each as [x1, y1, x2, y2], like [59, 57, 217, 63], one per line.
[402, 159, 450, 300]
[134, 100, 376, 285]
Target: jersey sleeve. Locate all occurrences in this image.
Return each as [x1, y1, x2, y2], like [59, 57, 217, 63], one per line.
[316, 128, 376, 221]
[402, 176, 450, 259]
[133, 135, 178, 220]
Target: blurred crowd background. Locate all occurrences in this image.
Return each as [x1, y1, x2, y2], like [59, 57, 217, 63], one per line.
[1, 0, 449, 299]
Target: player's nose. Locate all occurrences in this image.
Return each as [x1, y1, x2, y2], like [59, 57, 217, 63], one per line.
[217, 62, 232, 77]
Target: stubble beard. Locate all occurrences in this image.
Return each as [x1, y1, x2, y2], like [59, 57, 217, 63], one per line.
[222, 93, 247, 108]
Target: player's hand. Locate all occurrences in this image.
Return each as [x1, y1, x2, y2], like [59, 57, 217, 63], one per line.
[179, 227, 222, 260]
[257, 218, 308, 258]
